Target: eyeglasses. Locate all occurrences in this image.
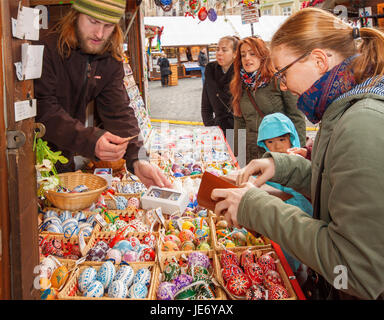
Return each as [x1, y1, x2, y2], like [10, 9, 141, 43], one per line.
[274, 51, 311, 85]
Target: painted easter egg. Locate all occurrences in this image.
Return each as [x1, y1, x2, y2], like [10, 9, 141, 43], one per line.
[122, 250, 138, 263]
[157, 281, 177, 300]
[78, 267, 97, 293]
[268, 284, 289, 300]
[40, 287, 58, 300]
[221, 264, 243, 282]
[220, 250, 239, 267]
[198, 6, 208, 21]
[197, 242, 210, 251]
[164, 261, 181, 282]
[246, 284, 266, 300]
[188, 252, 211, 269]
[178, 230, 195, 243]
[174, 287, 196, 300]
[139, 247, 156, 262]
[181, 221, 195, 232]
[207, 8, 217, 22]
[128, 283, 148, 299]
[50, 265, 69, 289]
[74, 211, 86, 222]
[263, 270, 283, 289]
[108, 280, 128, 298]
[83, 280, 104, 297]
[96, 261, 116, 290]
[256, 253, 276, 273]
[181, 240, 195, 251]
[173, 274, 193, 292]
[226, 273, 252, 297]
[106, 248, 122, 265]
[114, 265, 135, 287]
[113, 240, 134, 254]
[128, 197, 140, 209]
[133, 268, 151, 287]
[240, 249, 254, 268]
[163, 240, 179, 251]
[142, 232, 156, 248]
[244, 262, 264, 286]
[164, 234, 181, 247]
[127, 236, 141, 251]
[59, 211, 72, 223]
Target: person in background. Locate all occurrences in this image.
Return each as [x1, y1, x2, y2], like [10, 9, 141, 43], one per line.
[34, 0, 171, 189]
[201, 36, 239, 137]
[229, 36, 306, 164]
[198, 47, 209, 84]
[212, 8, 384, 299]
[157, 52, 171, 87]
[257, 112, 313, 273]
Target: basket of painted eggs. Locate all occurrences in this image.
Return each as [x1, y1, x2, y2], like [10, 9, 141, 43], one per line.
[213, 216, 271, 250]
[57, 260, 158, 299]
[160, 216, 213, 252]
[83, 231, 157, 265]
[216, 247, 297, 300]
[38, 255, 76, 300]
[39, 234, 84, 261]
[112, 181, 147, 195]
[45, 172, 108, 211]
[39, 208, 98, 239]
[155, 251, 226, 300]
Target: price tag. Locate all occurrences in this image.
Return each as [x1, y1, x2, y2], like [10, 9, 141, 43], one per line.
[94, 213, 107, 228]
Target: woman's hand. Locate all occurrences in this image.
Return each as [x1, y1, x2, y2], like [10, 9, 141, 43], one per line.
[236, 158, 276, 187]
[133, 160, 172, 188]
[211, 182, 255, 228]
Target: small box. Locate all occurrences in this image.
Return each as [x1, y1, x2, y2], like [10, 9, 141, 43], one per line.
[93, 168, 113, 187]
[141, 186, 189, 215]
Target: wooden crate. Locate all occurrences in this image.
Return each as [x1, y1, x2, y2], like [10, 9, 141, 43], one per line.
[57, 262, 159, 300]
[215, 247, 297, 300]
[153, 250, 226, 300]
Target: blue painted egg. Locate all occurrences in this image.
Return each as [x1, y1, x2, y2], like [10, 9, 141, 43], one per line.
[132, 268, 151, 287]
[96, 261, 116, 290]
[83, 280, 104, 297]
[114, 265, 135, 287]
[78, 267, 97, 293]
[108, 280, 128, 298]
[128, 283, 148, 299]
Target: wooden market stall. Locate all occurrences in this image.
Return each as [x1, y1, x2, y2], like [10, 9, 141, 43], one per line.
[0, 0, 146, 299]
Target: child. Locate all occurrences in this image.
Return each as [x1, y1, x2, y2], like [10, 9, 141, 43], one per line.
[257, 112, 313, 272]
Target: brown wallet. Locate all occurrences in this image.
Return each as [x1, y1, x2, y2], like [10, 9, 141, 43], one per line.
[197, 171, 293, 212]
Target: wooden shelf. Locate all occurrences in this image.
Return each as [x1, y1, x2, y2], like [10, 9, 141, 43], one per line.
[30, 0, 73, 5]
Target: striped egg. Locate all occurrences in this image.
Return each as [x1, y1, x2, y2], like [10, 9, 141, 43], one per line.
[114, 265, 134, 287]
[44, 210, 59, 219]
[108, 280, 128, 299]
[59, 211, 73, 223]
[74, 211, 86, 222]
[78, 267, 97, 293]
[96, 261, 116, 290]
[83, 280, 104, 297]
[46, 223, 63, 234]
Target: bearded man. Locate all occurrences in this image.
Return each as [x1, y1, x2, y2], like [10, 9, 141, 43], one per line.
[35, 0, 171, 188]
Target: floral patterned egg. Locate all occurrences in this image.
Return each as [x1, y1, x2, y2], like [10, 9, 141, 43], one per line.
[115, 196, 128, 210]
[128, 197, 140, 209]
[220, 250, 239, 267]
[133, 268, 151, 287]
[114, 265, 135, 287]
[102, 223, 117, 232]
[194, 228, 209, 245]
[164, 262, 181, 282]
[246, 284, 266, 300]
[106, 249, 122, 264]
[244, 262, 264, 285]
[96, 261, 116, 290]
[268, 284, 289, 300]
[113, 240, 134, 255]
[188, 252, 211, 269]
[221, 264, 243, 282]
[188, 265, 209, 282]
[164, 235, 181, 247]
[196, 282, 216, 299]
[139, 247, 156, 262]
[114, 219, 128, 230]
[263, 270, 283, 288]
[157, 281, 177, 300]
[226, 273, 252, 297]
[77, 267, 97, 292]
[128, 283, 148, 299]
[240, 249, 254, 268]
[256, 253, 276, 273]
[127, 236, 141, 251]
[173, 274, 193, 292]
[179, 230, 195, 243]
[181, 240, 195, 251]
[108, 280, 128, 298]
[122, 250, 138, 263]
[143, 232, 156, 248]
[83, 280, 104, 297]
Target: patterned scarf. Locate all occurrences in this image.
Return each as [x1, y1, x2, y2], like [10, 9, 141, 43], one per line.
[297, 56, 357, 124]
[240, 68, 269, 90]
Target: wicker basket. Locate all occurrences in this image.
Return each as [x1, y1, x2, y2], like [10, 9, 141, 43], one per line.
[154, 250, 226, 300]
[57, 262, 159, 300]
[45, 173, 108, 211]
[215, 247, 297, 300]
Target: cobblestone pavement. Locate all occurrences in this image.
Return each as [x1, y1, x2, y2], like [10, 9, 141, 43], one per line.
[147, 77, 318, 140]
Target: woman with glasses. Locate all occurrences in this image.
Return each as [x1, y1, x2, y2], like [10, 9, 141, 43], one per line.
[230, 36, 306, 164]
[211, 8, 384, 300]
[201, 36, 239, 136]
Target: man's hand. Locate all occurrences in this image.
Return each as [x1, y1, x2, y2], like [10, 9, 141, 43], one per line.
[95, 132, 130, 161]
[236, 158, 276, 187]
[133, 160, 172, 189]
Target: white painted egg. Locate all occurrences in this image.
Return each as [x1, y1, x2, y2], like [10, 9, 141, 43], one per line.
[78, 267, 97, 293]
[96, 261, 116, 290]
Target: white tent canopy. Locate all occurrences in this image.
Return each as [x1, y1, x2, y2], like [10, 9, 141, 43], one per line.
[144, 15, 288, 47]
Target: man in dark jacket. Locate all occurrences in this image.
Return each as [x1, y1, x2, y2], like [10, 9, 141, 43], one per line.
[34, 0, 171, 188]
[198, 48, 208, 84]
[157, 53, 171, 87]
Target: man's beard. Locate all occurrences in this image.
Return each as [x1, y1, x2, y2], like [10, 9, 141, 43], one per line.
[75, 24, 111, 55]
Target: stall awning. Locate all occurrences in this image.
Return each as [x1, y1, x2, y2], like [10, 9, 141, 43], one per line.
[144, 15, 288, 47]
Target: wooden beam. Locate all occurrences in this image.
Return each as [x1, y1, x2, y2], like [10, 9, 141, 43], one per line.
[30, 0, 73, 5]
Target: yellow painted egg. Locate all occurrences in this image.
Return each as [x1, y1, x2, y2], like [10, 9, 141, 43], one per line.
[51, 265, 69, 289]
[181, 221, 195, 232]
[41, 287, 59, 300]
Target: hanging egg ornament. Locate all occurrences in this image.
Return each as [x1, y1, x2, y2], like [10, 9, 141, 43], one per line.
[207, 8, 217, 21]
[198, 7, 208, 21]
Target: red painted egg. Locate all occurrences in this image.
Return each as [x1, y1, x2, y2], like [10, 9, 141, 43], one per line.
[198, 7, 208, 21]
[226, 273, 252, 297]
[268, 284, 289, 300]
[178, 229, 195, 243]
[246, 285, 266, 300]
[142, 232, 156, 248]
[244, 262, 264, 285]
[220, 250, 239, 267]
[240, 249, 254, 268]
[221, 264, 243, 282]
[256, 253, 276, 273]
[139, 247, 156, 262]
[263, 269, 283, 288]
